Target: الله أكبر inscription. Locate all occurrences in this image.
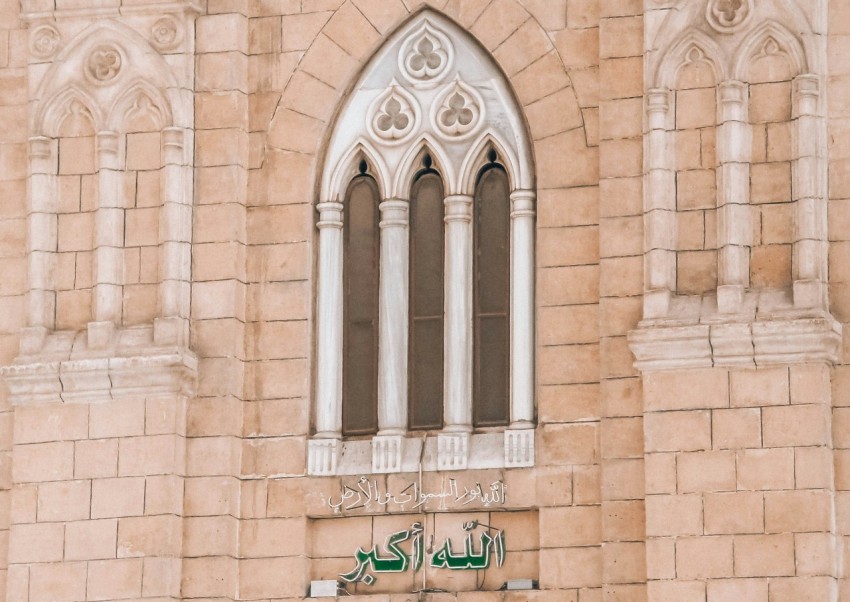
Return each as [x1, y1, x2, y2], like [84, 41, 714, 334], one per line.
[326, 475, 507, 513]
[339, 519, 506, 586]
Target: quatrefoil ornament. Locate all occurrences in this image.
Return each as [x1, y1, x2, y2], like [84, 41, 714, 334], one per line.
[399, 21, 453, 84]
[368, 83, 420, 145]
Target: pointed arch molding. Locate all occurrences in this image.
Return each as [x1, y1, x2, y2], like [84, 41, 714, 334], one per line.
[310, 10, 537, 475]
[1, 5, 200, 406]
[630, 0, 841, 371]
[320, 12, 533, 200]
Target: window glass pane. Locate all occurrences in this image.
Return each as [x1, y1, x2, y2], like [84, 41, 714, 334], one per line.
[343, 176, 379, 435]
[409, 171, 444, 430]
[474, 166, 510, 427]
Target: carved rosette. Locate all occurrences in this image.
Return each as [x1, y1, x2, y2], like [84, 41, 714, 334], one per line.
[706, 0, 753, 33]
[432, 77, 483, 140]
[398, 21, 453, 84]
[85, 44, 124, 85]
[368, 82, 420, 145]
[151, 16, 182, 51]
[30, 25, 61, 60]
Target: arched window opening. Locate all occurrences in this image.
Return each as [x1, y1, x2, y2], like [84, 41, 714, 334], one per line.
[473, 152, 510, 427]
[409, 154, 445, 430]
[342, 169, 380, 436]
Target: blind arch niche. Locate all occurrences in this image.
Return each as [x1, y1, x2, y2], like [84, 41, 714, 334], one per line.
[310, 10, 536, 475]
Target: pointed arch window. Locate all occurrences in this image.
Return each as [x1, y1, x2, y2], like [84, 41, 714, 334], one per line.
[409, 157, 445, 431]
[309, 12, 536, 475]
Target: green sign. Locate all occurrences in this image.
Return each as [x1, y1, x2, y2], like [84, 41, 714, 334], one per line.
[340, 520, 506, 586]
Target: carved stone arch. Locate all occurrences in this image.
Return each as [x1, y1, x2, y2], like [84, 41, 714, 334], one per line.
[107, 79, 173, 133]
[33, 19, 181, 136]
[37, 85, 102, 137]
[391, 134, 456, 198]
[654, 29, 727, 89]
[267, 4, 548, 202]
[457, 130, 521, 197]
[322, 139, 392, 201]
[731, 20, 808, 81]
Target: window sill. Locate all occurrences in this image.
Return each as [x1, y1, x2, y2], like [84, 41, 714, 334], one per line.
[307, 428, 534, 476]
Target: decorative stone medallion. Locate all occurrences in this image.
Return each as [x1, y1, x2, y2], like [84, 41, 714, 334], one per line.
[432, 77, 483, 140]
[85, 44, 123, 84]
[30, 25, 61, 60]
[368, 82, 419, 145]
[398, 21, 453, 84]
[706, 0, 752, 33]
[151, 16, 182, 51]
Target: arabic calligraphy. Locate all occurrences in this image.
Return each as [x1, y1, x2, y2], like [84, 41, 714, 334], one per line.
[339, 520, 505, 585]
[327, 476, 507, 513]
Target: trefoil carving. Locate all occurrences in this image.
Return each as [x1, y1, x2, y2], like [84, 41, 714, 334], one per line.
[85, 45, 123, 84]
[399, 21, 453, 84]
[368, 82, 419, 145]
[706, 0, 752, 33]
[432, 77, 483, 140]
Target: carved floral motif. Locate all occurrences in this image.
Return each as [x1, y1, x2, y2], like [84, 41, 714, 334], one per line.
[31, 25, 61, 59]
[151, 17, 182, 51]
[706, 0, 752, 33]
[86, 45, 123, 83]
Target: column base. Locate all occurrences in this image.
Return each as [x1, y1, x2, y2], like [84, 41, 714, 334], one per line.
[371, 434, 403, 473]
[307, 438, 339, 476]
[504, 428, 535, 468]
[717, 284, 744, 314]
[437, 432, 469, 471]
[87, 320, 115, 349]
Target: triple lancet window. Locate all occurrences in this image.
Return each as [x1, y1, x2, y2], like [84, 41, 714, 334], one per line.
[309, 13, 535, 474]
[341, 152, 511, 436]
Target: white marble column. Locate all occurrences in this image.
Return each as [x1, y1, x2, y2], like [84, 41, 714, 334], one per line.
[314, 201, 345, 440]
[156, 127, 192, 345]
[439, 194, 472, 470]
[377, 198, 409, 435]
[443, 194, 473, 433]
[509, 189, 535, 428]
[716, 81, 751, 313]
[27, 136, 58, 335]
[792, 74, 828, 309]
[644, 88, 676, 318]
[90, 131, 124, 346]
[505, 189, 535, 468]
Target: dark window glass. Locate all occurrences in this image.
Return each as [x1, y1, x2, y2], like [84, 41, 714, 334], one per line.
[409, 170, 445, 430]
[343, 175, 380, 435]
[474, 165, 510, 427]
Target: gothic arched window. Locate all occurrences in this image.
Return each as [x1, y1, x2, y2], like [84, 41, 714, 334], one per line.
[309, 12, 535, 475]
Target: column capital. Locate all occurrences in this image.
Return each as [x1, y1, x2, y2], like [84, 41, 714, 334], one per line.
[646, 88, 670, 113]
[719, 80, 747, 121]
[316, 201, 344, 228]
[29, 136, 56, 175]
[510, 189, 535, 217]
[379, 198, 409, 228]
[794, 73, 820, 118]
[444, 194, 472, 222]
[162, 126, 185, 165]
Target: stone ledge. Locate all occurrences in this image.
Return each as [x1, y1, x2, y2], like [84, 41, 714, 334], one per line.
[20, 0, 202, 22]
[308, 430, 536, 476]
[0, 325, 197, 404]
[629, 312, 842, 371]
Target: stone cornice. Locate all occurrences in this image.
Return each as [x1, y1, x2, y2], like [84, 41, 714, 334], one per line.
[20, 1, 202, 23]
[629, 310, 842, 371]
[0, 325, 197, 404]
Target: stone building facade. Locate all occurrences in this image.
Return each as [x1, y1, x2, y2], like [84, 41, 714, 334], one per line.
[0, 0, 848, 600]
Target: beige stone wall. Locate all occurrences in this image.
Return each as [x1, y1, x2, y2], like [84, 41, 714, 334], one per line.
[0, 0, 848, 600]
